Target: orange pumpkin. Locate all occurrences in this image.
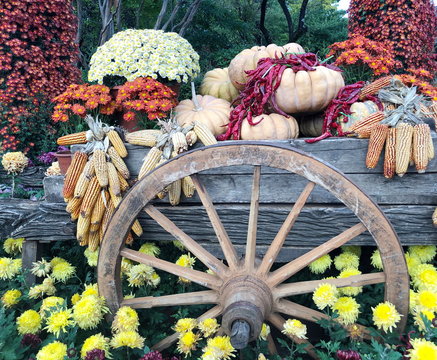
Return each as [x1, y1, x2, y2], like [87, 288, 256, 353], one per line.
[240, 113, 299, 140]
[175, 83, 231, 136]
[200, 68, 239, 103]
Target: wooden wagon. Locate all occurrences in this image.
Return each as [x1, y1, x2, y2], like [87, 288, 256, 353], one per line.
[6, 137, 437, 356]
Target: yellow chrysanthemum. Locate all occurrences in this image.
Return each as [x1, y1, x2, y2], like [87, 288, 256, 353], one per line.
[16, 309, 42, 335]
[202, 336, 235, 360]
[3, 238, 24, 255]
[341, 246, 361, 257]
[405, 253, 422, 277]
[282, 319, 307, 339]
[174, 318, 197, 334]
[176, 254, 196, 283]
[39, 296, 65, 318]
[121, 258, 133, 274]
[50, 257, 66, 267]
[0, 257, 20, 279]
[112, 306, 139, 333]
[198, 318, 219, 338]
[258, 354, 267, 360]
[1, 289, 21, 308]
[414, 309, 435, 331]
[1, 151, 28, 174]
[332, 296, 360, 325]
[73, 295, 108, 330]
[149, 272, 161, 287]
[338, 268, 363, 296]
[139, 243, 160, 257]
[84, 248, 99, 267]
[371, 249, 383, 270]
[127, 264, 155, 287]
[312, 283, 338, 310]
[36, 341, 67, 360]
[45, 309, 75, 338]
[173, 240, 185, 251]
[408, 338, 437, 360]
[372, 301, 402, 332]
[416, 290, 437, 312]
[334, 252, 359, 271]
[412, 264, 437, 291]
[308, 254, 332, 274]
[410, 290, 418, 314]
[81, 283, 99, 298]
[81, 333, 111, 359]
[110, 331, 144, 349]
[259, 323, 270, 341]
[31, 259, 51, 277]
[71, 293, 81, 305]
[408, 245, 437, 263]
[12, 258, 21, 273]
[177, 331, 199, 356]
[51, 261, 76, 282]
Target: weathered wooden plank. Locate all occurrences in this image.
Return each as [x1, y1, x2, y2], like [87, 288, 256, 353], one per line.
[0, 166, 47, 188]
[8, 202, 437, 246]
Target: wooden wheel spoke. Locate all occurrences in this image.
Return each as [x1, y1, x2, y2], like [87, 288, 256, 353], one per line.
[245, 165, 261, 271]
[268, 313, 318, 360]
[120, 248, 222, 290]
[258, 181, 315, 275]
[144, 205, 229, 277]
[153, 305, 223, 351]
[121, 290, 218, 309]
[268, 222, 367, 287]
[190, 174, 239, 270]
[274, 272, 385, 299]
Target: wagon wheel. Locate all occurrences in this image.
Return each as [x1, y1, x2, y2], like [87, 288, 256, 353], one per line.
[97, 142, 409, 358]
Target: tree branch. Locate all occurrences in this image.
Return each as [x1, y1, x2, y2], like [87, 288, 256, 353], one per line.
[154, 0, 170, 30]
[135, 0, 146, 28]
[292, 0, 309, 42]
[178, 0, 202, 36]
[259, 0, 272, 44]
[277, 0, 293, 43]
[75, 0, 83, 44]
[162, 0, 183, 31]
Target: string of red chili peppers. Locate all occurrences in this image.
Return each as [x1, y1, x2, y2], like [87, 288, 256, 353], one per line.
[305, 82, 384, 143]
[217, 53, 341, 141]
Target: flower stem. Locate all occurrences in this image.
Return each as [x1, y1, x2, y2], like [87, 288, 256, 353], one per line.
[11, 174, 15, 199]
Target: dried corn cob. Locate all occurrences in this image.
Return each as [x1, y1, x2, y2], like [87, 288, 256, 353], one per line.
[366, 124, 389, 169]
[66, 197, 82, 214]
[185, 130, 197, 146]
[433, 207, 437, 226]
[90, 191, 109, 232]
[125, 232, 134, 246]
[139, 147, 162, 180]
[107, 146, 130, 179]
[77, 214, 91, 245]
[88, 231, 100, 251]
[168, 179, 182, 206]
[125, 130, 161, 146]
[182, 176, 195, 198]
[107, 130, 128, 158]
[131, 219, 143, 237]
[71, 206, 80, 221]
[430, 102, 437, 130]
[63, 152, 88, 199]
[409, 143, 415, 166]
[93, 149, 108, 187]
[172, 132, 188, 154]
[194, 122, 217, 146]
[384, 128, 396, 179]
[57, 131, 87, 145]
[107, 162, 121, 197]
[395, 123, 414, 177]
[359, 76, 392, 100]
[80, 177, 100, 219]
[428, 130, 435, 160]
[117, 172, 129, 192]
[83, 158, 95, 178]
[356, 126, 372, 139]
[109, 188, 122, 208]
[413, 124, 430, 173]
[350, 112, 385, 133]
[99, 201, 115, 242]
[74, 165, 92, 199]
[155, 158, 167, 199]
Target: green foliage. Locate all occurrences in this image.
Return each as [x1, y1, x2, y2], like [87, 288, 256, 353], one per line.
[0, 307, 27, 359]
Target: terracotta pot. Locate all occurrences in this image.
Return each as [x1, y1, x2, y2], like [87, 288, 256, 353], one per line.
[55, 150, 73, 175]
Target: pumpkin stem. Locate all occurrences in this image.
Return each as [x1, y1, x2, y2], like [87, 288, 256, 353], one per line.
[191, 82, 202, 111]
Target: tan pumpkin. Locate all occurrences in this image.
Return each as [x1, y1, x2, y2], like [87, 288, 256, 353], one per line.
[283, 42, 305, 54]
[298, 114, 324, 137]
[240, 113, 299, 140]
[175, 83, 231, 136]
[228, 44, 285, 91]
[274, 66, 345, 114]
[337, 101, 379, 132]
[200, 68, 239, 103]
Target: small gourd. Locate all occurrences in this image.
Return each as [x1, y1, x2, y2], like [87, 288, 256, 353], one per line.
[298, 114, 324, 137]
[200, 68, 239, 103]
[175, 83, 231, 136]
[338, 101, 379, 132]
[240, 113, 299, 140]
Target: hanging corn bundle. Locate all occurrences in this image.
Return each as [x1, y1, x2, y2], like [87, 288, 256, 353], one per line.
[60, 115, 141, 251]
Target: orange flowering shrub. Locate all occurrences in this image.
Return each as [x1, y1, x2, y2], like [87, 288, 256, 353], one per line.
[115, 77, 177, 122]
[395, 75, 437, 102]
[327, 35, 402, 81]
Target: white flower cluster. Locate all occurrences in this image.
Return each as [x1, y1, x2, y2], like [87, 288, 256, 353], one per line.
[88, 29, 200, 84]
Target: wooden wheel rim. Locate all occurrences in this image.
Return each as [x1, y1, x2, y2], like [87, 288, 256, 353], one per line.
[98, 141, 409, 348]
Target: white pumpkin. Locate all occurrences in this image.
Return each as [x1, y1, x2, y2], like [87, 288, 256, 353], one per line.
[240, 113, 299, 140]
[200, 68, 239, 103]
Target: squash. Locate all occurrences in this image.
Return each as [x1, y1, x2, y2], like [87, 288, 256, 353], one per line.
[228, 44, 285, 91]
[283, 43, 305, 54]
[175, 83, 231, 136]
[240, 113, 299, 140]
[298, 114, 324, 137]
[338, 101, 379, 132]
[274, 66, 345, 114]
[200, 68, 239, 103]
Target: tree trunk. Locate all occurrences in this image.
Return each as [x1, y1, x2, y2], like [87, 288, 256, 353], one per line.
[291, 0, 309, 42]
[259, 0, 272, 44]
[277, 0, 294, 42]
[178, 0, 202, 36]
[99, 0, 116, 46]
[162, 0, 184, 31]
[135, 0, 146, 28]
[154, 0, 170, 29]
